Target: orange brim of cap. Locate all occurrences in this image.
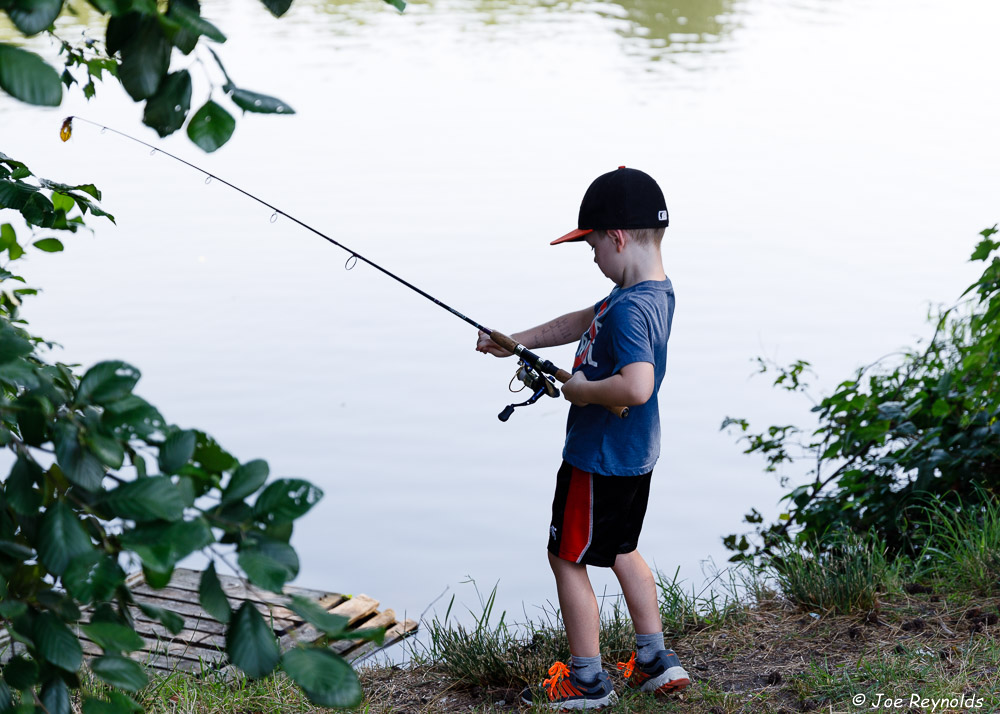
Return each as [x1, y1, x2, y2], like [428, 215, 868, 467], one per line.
[550, 228, 593, 246]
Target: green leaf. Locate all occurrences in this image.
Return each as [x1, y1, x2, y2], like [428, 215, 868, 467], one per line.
[192, 430, 237, 472]
[104, 476, 186, 522]
[87, 431, 126, 469]
[0, 680, 12, 713]
[226, 602, 279, 678]
[118, 15, 171, 100]
[931, 398, 950, 418]
[90, 655, 148, 692]
[50, 192, 74, 212]
[0, 599, 26, 619]
[77, 360, 141, 405]
[121, 517, 213, 572]
[186, 100, 235, 153]
[0, 323, 33, 363]
[198, 562, 231, 624]
[2, 655, 38, 690]
[4, 456, 42, 515]
[253, 478, 322, 525]
[38, 500, 93, 576]
[287, 595, 348, 637]
[143, 70, 192, 138]
[0, 540, 34, 560]
[54, 423, 105, 491]
[32, 237, 64, 253]
[33, 612, 83, 672]
[971, 237, 999, 262]
[229, 88, 294, 115]
[0, 44, 62, 106]
[238, 535, 298, 592]
[6, 0, 63, 36]
[137, 603, 184, 634]
[102, 395, 164, 438]
[159, 429, 196, 474]
[63, 552, 126, 603]
[280, 647, 362, 708]
[167, 1, 226, 43]
[382, 0, 405, 11]
[221, 459, 268, 505]
[259, 0, 292, 17]
[38, 179, 102, 203]
[40, 677, 71, 714]
[81, 622, 144, 654]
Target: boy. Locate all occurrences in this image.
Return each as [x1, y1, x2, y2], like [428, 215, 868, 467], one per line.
[476, 167, 689, 709]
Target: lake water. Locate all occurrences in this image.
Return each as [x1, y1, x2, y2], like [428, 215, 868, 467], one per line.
[1, 0, 998, 652]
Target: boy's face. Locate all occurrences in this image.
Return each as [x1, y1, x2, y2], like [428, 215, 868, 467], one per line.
[585, 231, 623, 285]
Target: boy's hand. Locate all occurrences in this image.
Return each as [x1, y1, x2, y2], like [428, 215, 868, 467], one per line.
[476, 330, 513, 357]
[562, 372, 590, 407]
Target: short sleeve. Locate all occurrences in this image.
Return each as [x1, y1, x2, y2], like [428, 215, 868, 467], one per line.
[609, 302, 655, 374]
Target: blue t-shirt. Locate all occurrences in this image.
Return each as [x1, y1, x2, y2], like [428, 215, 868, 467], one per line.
[562, 278, 675, 476]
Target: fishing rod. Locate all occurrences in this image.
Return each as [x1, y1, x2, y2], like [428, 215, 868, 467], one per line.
[60, 116, 629, 422]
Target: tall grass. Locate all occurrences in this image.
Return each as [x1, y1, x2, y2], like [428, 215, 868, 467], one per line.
[915, 492, 1000, 594]
[417, 568, 755, 689]
[769, 531, 893, 614]
[657, 565, 756, 636]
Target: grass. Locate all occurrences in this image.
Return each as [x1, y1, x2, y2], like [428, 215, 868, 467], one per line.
[915, 492, 1000, 595]
[767, 530, 896, 614]
[66, 500, 1000, 713]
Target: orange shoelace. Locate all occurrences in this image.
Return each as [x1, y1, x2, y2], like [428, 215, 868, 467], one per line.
[616, 652, 637, 679]
[542, 661, 577, 700]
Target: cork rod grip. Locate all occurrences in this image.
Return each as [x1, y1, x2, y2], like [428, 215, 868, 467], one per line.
[489, 331, 629, 419]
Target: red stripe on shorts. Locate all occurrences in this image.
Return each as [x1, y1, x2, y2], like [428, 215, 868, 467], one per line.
[559, 467, 593, 563]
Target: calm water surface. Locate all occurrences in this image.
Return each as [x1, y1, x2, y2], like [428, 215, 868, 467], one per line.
[1, 0, 998, 649]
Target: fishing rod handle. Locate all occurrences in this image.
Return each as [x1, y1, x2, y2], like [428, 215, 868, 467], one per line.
[489, 331, 629, 419]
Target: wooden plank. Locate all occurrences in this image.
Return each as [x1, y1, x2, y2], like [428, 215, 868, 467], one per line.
[127, 581, 339, 620]
[277, 594, 379, 650]
[346, 619, 419, 663]
[330, 609, 399, 655]
[137, 568, 333, 602]
[27, 569, 415, 675]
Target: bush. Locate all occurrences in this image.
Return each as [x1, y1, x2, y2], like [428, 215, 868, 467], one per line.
[724, 226, 1000, 561]
[0, 153, 373, 712]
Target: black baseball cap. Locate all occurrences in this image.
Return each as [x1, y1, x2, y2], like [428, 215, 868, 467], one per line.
[551, 166, 669, 245]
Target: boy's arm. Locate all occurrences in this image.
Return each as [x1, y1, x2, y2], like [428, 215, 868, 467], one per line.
[562, 362, 655, 408]
[475, 306, 594, 357]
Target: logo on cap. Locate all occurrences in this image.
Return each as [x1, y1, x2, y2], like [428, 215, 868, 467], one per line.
[658, 210, 667, 221]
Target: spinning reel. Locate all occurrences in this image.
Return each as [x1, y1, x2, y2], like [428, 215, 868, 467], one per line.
[498, 360, 561, 422]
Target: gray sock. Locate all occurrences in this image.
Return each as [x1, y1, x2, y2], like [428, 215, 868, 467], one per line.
[636, 632, 665, 664]
[570, 654, 603, 684]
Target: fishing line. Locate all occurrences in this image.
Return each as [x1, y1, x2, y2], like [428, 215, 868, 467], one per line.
[61, 115, 493, 335]
[60, 116, 629, 420]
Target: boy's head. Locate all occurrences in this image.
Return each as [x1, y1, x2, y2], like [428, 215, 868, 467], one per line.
[551, 167, 668, 247]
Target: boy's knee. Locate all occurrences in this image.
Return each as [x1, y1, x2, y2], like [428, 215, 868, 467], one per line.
[548, 551, 584, 575]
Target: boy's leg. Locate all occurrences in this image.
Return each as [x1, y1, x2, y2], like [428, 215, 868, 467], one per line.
[612, 550, 690, 695]
[610, 550, 661, 636]
[548, 551, 600, 658]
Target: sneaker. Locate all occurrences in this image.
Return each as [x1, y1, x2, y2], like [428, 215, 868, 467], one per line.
[520, 661, 619, 710]
[616, 650, 690, 695]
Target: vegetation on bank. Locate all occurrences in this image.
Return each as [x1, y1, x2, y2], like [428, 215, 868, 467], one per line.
[723, 226, 1000, 563]
[128, 490, 1000, 712]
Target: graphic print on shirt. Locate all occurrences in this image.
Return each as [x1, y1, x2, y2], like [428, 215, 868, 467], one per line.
[574, 299, 610, 370]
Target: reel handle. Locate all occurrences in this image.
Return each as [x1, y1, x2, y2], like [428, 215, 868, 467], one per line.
[489, 330, 629, 419]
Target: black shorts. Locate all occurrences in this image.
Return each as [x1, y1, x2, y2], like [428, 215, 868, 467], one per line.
[547, 460, 652, 567]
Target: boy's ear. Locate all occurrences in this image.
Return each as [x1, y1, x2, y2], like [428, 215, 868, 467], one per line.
[607, 229, 628, 252]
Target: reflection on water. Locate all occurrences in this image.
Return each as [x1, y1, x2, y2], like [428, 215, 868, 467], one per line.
[286, 0, 747, 68]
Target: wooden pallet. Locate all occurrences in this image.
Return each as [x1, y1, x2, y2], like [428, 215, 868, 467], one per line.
[1, 568, 417, 674]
